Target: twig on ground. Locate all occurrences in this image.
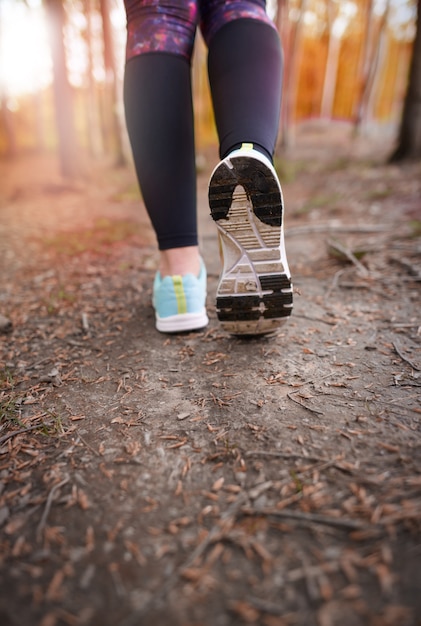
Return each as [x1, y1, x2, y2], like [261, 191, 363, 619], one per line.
[240, 506, 372, 532]
[287, 560, 340, 582]
[327, 238, 369, 277]
[0, 423, 50, 445]
[77, 434, 102, 457]
[245, 560, 342, 614]
[246, 596, 286, 616]
[245, 450, 337, 463]
[390, 322, 421, 328]
[293, 314, 338, 326]
[325, 268, 347, 298]
[180, 495, 248, 569]
[391, 256, 421, 281]
[36, 476, 70, 542]
[392, 341, 421, 372]
[287, 392, 324, 416]
[244, 451, 383, 485]
[121, 493, 249, 624]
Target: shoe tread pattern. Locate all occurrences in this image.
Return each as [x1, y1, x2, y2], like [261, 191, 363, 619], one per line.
[209, 154, 293, 335]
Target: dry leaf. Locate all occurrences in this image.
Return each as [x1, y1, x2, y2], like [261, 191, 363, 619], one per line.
[212, 477, 225, 492]
[230, 600, 260, 623]
[77, 489, 90, 510]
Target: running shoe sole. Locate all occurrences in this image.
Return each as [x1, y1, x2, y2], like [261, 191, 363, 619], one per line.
[155, 310, 208, 333]
[209, 148, 293, 335]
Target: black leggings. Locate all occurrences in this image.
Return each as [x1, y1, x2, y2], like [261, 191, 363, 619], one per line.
[123, 13, 283, 250]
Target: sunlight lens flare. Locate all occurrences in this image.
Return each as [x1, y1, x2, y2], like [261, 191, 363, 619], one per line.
[0, 0, 51, 98]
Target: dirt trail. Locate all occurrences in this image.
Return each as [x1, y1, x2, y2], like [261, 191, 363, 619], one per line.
[1, 127, 420, 626]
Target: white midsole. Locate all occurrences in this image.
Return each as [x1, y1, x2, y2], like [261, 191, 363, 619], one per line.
[155, 310, 209, 333]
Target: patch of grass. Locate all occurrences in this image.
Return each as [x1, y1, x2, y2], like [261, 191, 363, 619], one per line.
[1, 369, 65, 438]
[290, 469, 303, 493]
[0, 394, 24, 428]
[223, 438, 238, 453]
[409, 220, 421, 238]
[327, 239, 369, 262]
[0, 367, 15, 389]
[364, 187, 393, 201]
[0, 396, 65, 438]
[44, 286, 76, 314]
[43, 409, 65, 436]
[0, 369, 24, 427]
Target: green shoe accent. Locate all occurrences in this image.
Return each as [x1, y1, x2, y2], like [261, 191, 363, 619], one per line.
[172, 276, 187, 315]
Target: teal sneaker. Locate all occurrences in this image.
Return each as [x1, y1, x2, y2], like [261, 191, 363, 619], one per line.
[152, 260, 209, 333]
[208, 143, 293, 335]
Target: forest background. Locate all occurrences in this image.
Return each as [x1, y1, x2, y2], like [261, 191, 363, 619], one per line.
[0, 0, 419, 175]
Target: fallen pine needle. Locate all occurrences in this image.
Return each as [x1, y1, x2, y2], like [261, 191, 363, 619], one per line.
[240, 506, 375, 532]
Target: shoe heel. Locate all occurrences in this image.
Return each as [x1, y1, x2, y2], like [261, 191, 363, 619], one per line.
[209, 150, 293, 335]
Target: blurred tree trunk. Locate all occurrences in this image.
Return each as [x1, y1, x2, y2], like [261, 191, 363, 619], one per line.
[278, 0, 309, 149]
[44, 0, 80, 178]
[390, 0, 421, 161]
[320, 0, 340, 119]
[0, 11, 16, 157]
[1, 97, 17, 157]
[355, 0, 390, 134]
[353, 0, 374, 132]
[84, 0, 103, 158]
[99, 0, 126, 165]
[33, 90, 47, 151]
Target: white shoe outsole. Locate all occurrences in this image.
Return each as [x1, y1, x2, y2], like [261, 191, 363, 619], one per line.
[155, 310, 209, 333]
[209, 148, 293, 335]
